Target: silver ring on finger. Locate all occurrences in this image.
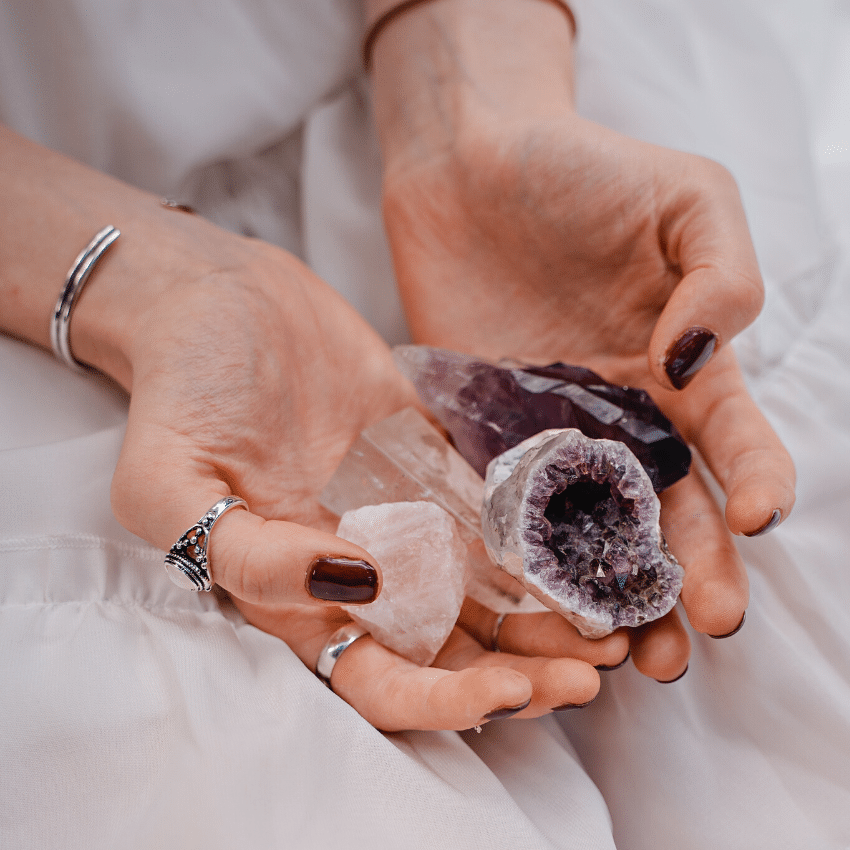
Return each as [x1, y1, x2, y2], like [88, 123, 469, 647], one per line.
[490, 612, 509, 653]
[163, 496, 248, 591]
[316, 624, 370, 689]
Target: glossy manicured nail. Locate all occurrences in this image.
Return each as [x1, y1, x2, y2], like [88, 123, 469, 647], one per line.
[665, 327, 717, 389]
[595, 651, 630, 671]
[483, 697, 531, 721]
[656, 664, 688, 684]
[553, 698, 597, 712]
[744, 509, 781, 538]
[709, 611, 746, 640]
[308, 557, 379, 603]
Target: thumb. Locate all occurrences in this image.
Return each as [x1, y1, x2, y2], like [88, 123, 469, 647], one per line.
[111, 430, 381, 607]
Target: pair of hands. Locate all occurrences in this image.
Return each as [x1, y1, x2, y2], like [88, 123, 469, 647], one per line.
[41, 0, 787, 732]
[104, 108, 793, 732]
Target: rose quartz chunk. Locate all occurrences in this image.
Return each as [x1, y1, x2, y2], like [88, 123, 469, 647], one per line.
[337, 501, 467, 666]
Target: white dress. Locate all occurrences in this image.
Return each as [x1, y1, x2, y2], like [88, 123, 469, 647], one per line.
[1, 1, 848, 848]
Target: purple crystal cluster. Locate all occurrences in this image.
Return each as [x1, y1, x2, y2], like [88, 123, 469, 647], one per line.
[482, 429, 684, 638]
[393, 346, 691, 491]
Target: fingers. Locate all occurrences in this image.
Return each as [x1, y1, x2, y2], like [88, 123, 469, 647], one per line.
[434, 628, 601, 717]
[648, 157, 764, 391]
[244, 595, 601, 730]
[111, 424, 381, 608]
[457, 598, 630, 669]
[248, 602, 539, 731]
[628, 608, 691, 682]
[660, 346, 796, 536]
[333, 632, 534, 731]
[659, 467, 749, 636]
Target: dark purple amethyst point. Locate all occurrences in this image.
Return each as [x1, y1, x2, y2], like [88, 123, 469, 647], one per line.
[393, 346, 691, 492]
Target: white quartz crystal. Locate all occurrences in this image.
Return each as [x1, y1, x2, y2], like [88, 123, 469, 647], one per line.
[337, 501, 468, 666]
[321, 407, 545, 614]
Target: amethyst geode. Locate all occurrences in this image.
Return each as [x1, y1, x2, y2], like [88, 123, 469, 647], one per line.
[393, 346, 691, 491]
[482, 429, 684, 638]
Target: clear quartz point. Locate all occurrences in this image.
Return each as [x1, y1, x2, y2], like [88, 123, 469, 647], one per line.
[320, 407, 545, 614]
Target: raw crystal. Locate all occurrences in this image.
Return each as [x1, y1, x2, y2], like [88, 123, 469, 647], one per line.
[320, 407, 546, 614]
[337, 502, 467, 666]
[393, 345, 691, 491]
[482, 428, 684, 638]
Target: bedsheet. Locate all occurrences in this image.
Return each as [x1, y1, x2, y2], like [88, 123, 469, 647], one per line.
[1, 1, 848, 847]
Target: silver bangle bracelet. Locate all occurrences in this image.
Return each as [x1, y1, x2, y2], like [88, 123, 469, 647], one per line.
[50, 225, 120, 372]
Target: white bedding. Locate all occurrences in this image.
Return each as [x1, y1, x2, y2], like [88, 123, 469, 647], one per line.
[1, 1, 848, 847]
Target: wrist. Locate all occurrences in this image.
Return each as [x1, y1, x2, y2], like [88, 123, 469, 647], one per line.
[72, 203, 247, 391]
[368, 0, 576, 172]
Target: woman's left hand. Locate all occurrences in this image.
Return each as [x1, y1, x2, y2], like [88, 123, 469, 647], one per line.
[368, 0, 796, 682]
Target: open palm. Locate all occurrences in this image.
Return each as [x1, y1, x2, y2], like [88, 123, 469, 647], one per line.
[381, 115, 796, 677]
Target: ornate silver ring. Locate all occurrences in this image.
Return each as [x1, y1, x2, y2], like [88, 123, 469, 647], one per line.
[316, 624, 370, 689]
[164, 496, 248, 591]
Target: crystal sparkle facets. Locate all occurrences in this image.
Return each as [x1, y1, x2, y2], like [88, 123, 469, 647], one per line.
[393, 345, 691, 491]
[320, 407, 546, 614]
[482, 429, 684, 638]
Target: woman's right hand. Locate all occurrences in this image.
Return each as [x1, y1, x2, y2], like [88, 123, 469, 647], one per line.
[0, 126, 621, 730]
[93, 206, 621, 730]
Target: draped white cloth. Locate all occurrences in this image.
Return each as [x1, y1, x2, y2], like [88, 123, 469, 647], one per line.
[1, 1, 849, 847]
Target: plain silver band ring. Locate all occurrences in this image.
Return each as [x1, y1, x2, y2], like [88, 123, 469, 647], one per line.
[316, 624, 370, 688]
[163, 496, 248, 592]
[490, 612, 509, 653]
[51, 225, 120, 372]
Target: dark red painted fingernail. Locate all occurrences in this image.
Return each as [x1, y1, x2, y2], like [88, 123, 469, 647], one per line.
[308, 557, 379, 603]
[483, 697, 531, 721]
[744, 509, 781, 538]
[595, 650, 630, 671]
[553, 698, 597, 711]
[656, 664, 688, 684]
[709, 611, 746, 639]
[665, 327, 717, 389]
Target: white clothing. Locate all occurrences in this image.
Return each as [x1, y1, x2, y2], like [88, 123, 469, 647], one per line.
[1, 1, 849, 848]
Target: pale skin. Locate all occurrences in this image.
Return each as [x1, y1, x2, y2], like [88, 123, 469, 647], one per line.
[0, 0, 794, 730]
[367, 0, 795, 670]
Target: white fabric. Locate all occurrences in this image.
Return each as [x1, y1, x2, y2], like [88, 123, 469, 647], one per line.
[1, 0, 849, 847]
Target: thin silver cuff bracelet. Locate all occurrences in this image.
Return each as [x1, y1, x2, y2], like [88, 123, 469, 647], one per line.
[164, 496, 249, 591]
[51, 225, 120, 372]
